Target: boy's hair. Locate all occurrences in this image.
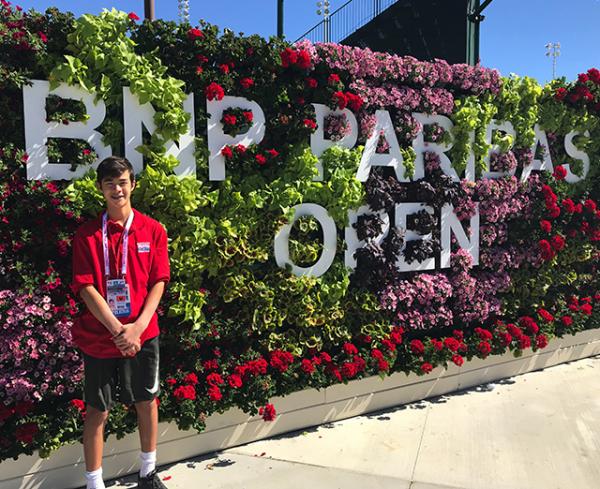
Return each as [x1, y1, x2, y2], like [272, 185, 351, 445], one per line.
[96, 156, 135, 183]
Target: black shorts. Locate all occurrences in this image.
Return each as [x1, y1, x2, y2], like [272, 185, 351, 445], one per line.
[82, 336, 160, 412]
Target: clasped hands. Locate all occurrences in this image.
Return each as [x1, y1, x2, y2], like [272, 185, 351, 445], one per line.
[112, 322, 143, 357]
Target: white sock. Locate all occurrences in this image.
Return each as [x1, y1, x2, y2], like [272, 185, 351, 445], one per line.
[140, 450, 157, 478]
[85, 467, 105, 489]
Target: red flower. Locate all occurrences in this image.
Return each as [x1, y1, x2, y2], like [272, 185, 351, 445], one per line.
[166, 378, 177, 386]
[499, 332, 512, 347]
[519, 316, 539, 335]
[538, 308, 554, 323]
[15, 423, 39, 444]
[332, 91, 348, 110]
[478, 341, 491, 357]
[259, 403, 276, 421]
[540, 220, 552, 233]
[377, 359, 389, 371]
[187, 28, 204, 40]
[0, 405, 15, 423]
[343, 342, 358, 355]
[562, 198, 576, 214]
[127, 12, 140, 21]
[183, 373, 199, 385]
[371, 348, 384, 360]
[15, 401, 33, 416]
[305, 78, 318, 89]
[223, 114, 237, 126]
[539, 239, 555, 261]
[444, 337, 460, 352]
[554, 87, 567, 101]
[320, 352, 332, 363]
[547, 205, 561, 219]
[420, 362, 433, 374]
[38, 31, 48, 43]
[342, 361, 358, 379]
[206, 372, 225, 385]
[430, 339, 443, 351]
[269, 350, 295, 373]
[255, 154, 267, 166]
[82, 148, 91, 156]
[474, 327, 493, 340]
[243, 111, 253, 123]
[196, 54, 209, 64]
[561, 315, 573, 327]
[410, 339, 425, 355]
[221, 146, 233, 159]
[205, 82, 225, 101]
[518, 335, 531, 349]
[207, 385, 222, 401]
[345, 92, 364, 112]
[452, 329, 464, 340]
[173, 385, 196, 401]
[553, 165, 567, 180]
[228, 374, 243, 388]
[70, 399, 85, 411]
[381, 338, 396, 352]
[588, 68, 600, 83]
[296, 50, 311, 69]
[240, 77, 254, 89]
[585, 199, 597, 213]
[235, 144, 246, 154]
[303, 119, 317, 130]
[195, 66, 203, 75]
[328, 74, 341, 85]
[551, 235, 565, 251]
[301, 359, 315, 374]
[280, 47, 298, 68]
[536, 334, 549, 349]
[203, 359, 219, 370]
[451, 354, 464, 367]
[219, 64, 230, 74]
[580, 303, 593, 315]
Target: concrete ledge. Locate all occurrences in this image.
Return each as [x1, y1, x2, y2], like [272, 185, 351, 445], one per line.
[2, 328, 599, 489]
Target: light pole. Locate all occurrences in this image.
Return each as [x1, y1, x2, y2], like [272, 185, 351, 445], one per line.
[277, 0, 284, 38]
[144, 0, 155, 21]
[545, 42, 561, 80]
[316, 1, 331, 43]
[178, 0, 190, 23]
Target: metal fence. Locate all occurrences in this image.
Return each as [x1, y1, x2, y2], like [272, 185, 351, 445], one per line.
[296, 0, 399, 44]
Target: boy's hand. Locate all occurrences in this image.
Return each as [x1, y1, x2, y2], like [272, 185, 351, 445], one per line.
[112, 322, 143, 352]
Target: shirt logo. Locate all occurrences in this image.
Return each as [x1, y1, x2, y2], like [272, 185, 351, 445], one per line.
[137, 242, 151, 253]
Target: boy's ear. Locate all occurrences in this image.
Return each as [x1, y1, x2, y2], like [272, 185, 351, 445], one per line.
[131, 180, 136, 191]
[95, 181, 101, 191]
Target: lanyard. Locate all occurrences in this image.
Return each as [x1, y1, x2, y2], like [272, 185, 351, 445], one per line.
[102, 211, 134, 278]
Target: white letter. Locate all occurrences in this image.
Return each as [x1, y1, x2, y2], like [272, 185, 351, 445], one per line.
[23, 80, 111, 180]
[344, 205, 390, 271]
[483, 120, 516, 179]
[123, 87, 196, 177]
[521, 124, 553, 181]
[395, 203, 435, 272]
[440, 203, 480, 268]
[311, 103, 358, 181]
[563, 130, 590, 183]
[357, 110, 415, 182]
[274, 204, 337, 278]
[412, 113, 458, 181]
[207, 96, 265, 181]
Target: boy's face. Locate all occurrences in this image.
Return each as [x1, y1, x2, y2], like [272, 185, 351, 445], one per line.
[97, 170, 135, 211]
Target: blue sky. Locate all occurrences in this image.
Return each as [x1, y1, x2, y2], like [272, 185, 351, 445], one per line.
[18, 0, 600, 84]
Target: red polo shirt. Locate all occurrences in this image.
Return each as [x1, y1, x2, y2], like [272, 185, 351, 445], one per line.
[71, 208, 170, 358]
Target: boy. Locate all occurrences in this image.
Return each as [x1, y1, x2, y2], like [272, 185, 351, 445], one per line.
[71, 156, 170, 489]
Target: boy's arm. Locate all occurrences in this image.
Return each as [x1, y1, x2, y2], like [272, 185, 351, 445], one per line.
[79, 285, 124, 337]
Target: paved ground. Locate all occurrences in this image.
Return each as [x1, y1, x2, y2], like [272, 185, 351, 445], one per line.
[109, 355, 600, 489]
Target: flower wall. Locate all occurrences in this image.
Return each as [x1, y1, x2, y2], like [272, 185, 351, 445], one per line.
[0, 5, 599, 462]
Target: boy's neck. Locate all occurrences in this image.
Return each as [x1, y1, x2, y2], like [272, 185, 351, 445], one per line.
[107, 204, 133, 226]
